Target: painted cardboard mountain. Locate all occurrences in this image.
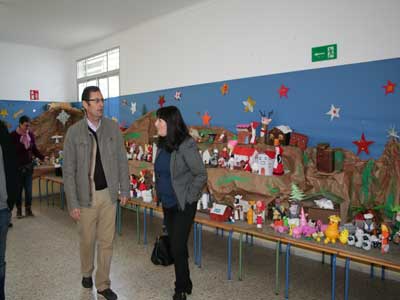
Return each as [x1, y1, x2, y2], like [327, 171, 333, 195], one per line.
[31, 103, 84, 156]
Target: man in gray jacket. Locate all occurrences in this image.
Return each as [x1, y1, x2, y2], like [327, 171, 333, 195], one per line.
[63, 86, 129, 300]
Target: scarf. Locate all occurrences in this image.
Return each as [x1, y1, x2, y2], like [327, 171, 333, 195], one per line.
[16, 127, 31, 150]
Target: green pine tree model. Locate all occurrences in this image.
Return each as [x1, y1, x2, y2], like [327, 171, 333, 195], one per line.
[289, 183, 305, 202]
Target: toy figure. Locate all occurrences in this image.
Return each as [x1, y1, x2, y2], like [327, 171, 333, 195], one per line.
[339, 229, 349, 244]
[259, 110, 273, 143]
[273, 138, 284, 175]
[227, 154, 235, 170]
[146, 144, 153, 162]
[272, 196, 285, 226]
[363, 213, 375, 235]
[209, 148, 219, 167]
[381, 223, 390, 253]
[255, 200, 266, 228]
[243, 160, 252, 172]
[218, 131, 226, 143]
[221, 147, 229, 160]
[324, 215, 341, 244]
[137, 145, 144, 161]
[247, 201, 255, 225]
[218, 157, 226, 168]
[197, 193, 210, 210]
[233, 195, 244, 221]
[249, 121, 260, 144]
[202, 149, 211, 164]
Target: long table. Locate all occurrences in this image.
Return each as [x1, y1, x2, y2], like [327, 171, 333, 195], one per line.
[118, 198, 400, 300]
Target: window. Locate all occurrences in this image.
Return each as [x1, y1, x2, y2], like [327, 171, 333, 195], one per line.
[77, 47, 120, 99]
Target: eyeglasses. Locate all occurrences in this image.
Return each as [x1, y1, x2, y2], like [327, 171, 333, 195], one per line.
[86, 98, 105, 104]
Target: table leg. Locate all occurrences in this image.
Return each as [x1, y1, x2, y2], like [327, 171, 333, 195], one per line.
[381, 266, 385, 280]
[136, 205, 140, 244]
[227, 230, 233, 280]
[60, 184, 64, 210]
[285, 243, 291, 300]
[370, 264, 374, 278]
[239, 233, 243, 281]
[331, 254, 336, 300]
[198, 224, 202, 268]
[143, 207, 147, 245]
[38, 178, 42, 205]
[344, 258, 350, 300]
[275, 240, 281, 295]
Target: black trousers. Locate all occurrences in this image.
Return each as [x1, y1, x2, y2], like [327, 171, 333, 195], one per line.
[163, 202, 197, 293]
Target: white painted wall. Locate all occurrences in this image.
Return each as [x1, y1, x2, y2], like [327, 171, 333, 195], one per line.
[0, 41, 72, 101]
[68, 0, 400, 97]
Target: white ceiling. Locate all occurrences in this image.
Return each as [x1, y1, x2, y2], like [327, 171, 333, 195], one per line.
[0, 0, 207, 49]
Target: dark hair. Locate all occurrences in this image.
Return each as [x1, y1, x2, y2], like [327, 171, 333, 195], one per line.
[156, 106, 190, 152]
[19, 115, 30, 124]
[81, 86, 101, 102]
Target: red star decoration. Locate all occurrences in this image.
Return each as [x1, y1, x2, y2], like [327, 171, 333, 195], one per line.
[201, 112, 212, 127]
[158, 95, 166, 107]
[278, 85, 289, 98]
[382, 80, 396, 95]
[352, 133, 374, 155]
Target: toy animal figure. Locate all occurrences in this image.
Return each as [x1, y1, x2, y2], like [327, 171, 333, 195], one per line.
[259, 110, 273, 143]
[233, 195, 244, 221]
[354, 228, 364, 248]
[312, 231, 324, 242]
[292, 226, 302, 239]
[363, 213, 376, 235]
[339, 229, 349, 245]
[381, 223, 390, 253]
[324, 215, 341, 244]
[247, 201, 255, 225]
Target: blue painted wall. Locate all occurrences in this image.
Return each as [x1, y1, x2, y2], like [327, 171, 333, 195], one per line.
[1, 57, 398, 159]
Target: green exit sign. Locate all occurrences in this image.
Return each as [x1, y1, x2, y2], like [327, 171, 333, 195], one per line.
[312, 44, 337, 62]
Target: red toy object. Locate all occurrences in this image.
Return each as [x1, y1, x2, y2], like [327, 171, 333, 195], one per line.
[158, 95, 166, 107]
[243, 160, 252, 172]
[210, 204, 232, 222]
[289, 132, 309, 151]
[273, 139, 284, 175]
[353, 133, 374, 155]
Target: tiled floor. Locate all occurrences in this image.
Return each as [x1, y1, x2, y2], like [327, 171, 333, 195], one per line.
[5, 199, 400, 300]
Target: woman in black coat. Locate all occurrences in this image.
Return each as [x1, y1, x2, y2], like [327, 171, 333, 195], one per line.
[154, 106, 207, 300]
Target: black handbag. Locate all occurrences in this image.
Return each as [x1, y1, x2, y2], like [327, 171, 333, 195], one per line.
[151, 235, 174, 266]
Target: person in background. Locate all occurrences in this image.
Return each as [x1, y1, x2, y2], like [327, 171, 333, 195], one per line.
[63, 86, 129, 300]
[10, 115, 44, 218]
[0, 120, 18, 300]
[154, 106, 207, 300]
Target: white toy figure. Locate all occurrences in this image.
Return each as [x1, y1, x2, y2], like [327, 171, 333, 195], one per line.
[137, 145, 144, 161]
[209, 148, 219, 167]
[227, 154, 235, 170]
[363, 213, 375, 234]
[233, 195, 244, 221]
[197, 193, 210, 210]
[218, 131, 226, 143]
[202, 149, 211, 164]
[249, 121, 260, 144]
[354, 228, 364, 248]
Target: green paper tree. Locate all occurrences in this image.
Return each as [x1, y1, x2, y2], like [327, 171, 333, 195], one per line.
[289, 183, 305, 202]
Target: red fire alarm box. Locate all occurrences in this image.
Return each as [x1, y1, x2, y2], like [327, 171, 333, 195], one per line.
[30, 90, 39, 100]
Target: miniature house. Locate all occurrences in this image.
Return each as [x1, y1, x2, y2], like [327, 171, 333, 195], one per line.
[289, 132, 309, 150]
[257, 151, 275, 176]
[236, 124, 251, 144]
[267, 125, 292, 145]
[232, 146, 258, 167]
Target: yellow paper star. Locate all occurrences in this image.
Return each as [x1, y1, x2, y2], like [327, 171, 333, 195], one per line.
[0, 108, 8, 118]
[243, 97, 256, 112]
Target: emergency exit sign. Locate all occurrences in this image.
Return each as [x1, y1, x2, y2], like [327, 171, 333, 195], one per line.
[312, 44, 337, 62]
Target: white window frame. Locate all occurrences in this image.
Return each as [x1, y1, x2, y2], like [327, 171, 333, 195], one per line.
[76, 47, 120, 100]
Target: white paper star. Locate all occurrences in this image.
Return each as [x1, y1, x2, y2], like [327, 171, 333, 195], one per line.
[387, 126, 399, 141]
[326, 104, 340, 121]
[130, 102, 137, 115]
[56, 109, 70, 126]
[174, 91, 182, 101]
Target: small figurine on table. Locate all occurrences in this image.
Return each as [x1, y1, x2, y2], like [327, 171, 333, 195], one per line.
[363, 213, 375, 235]
[233, 195, 244, 221]
[381, 223, 390, 253]
[255, 200, 266, 229]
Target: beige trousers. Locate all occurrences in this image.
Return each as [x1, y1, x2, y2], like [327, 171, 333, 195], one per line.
[79, 188, 116, 291]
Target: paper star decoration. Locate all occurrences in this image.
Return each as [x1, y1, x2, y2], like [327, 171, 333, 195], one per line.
[56, 109, 70, 126]
[382, 80, 396, 95]
[353, 133, 374, 155]
[326, 104, 340, 121]
[243, 97, 256, 112]
[201, 112, 212, 127]
[130, 102, 136, 115]
[278, 85, 289, 98]
[0, 108, 8, 118]
[220, 83, 229, 95]
[174, 91, 182, 101]
[387, 126, 399, 141]
[158, 95, 166, 107]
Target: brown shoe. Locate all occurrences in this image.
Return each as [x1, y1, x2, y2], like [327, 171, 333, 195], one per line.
[17, 207, 24, 219]
[25, 207, 35, 217]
